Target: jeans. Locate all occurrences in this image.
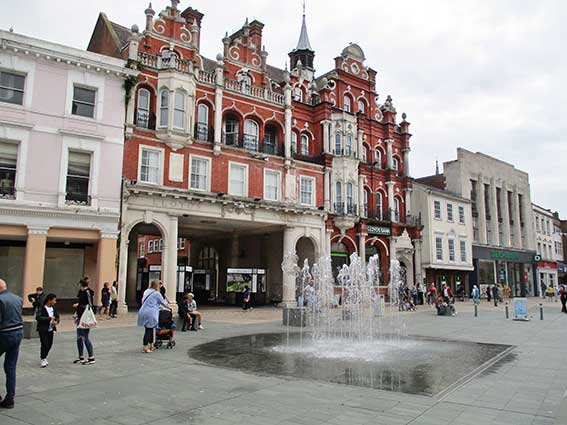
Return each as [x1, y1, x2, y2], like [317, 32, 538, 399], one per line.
[0, 329, 23, 400]
[110, 300, 118, 317]
[143, 327, 154, 345]
[39, 330, 54, 359]
[76, 328, 94, 358]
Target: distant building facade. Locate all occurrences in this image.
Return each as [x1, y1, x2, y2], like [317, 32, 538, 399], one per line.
[0, 30, 135, 309]
[443, 149, 537, 297]
[532, 204, 558, 295]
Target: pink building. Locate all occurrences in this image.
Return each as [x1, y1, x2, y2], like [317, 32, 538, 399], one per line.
[0, 30, 137, 309]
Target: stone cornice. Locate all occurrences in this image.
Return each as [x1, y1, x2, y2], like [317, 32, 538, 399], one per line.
[0, 205, 119, 222]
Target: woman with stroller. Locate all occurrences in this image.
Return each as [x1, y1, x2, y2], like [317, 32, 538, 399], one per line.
[138, 280, 169, 353]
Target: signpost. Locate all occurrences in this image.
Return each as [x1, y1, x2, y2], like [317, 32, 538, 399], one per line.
[513, 297, 529, 321]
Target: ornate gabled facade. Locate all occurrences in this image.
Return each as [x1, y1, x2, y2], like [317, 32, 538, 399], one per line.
[87, 0, 421, 310]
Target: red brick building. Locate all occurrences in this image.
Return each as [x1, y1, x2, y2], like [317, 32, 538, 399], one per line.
[87, 1, 420, 310]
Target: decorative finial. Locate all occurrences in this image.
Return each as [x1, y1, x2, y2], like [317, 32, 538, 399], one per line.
[401, 112, 407, 122]
[435, 160, 440, 175]
[303, 0, 306, 16]
[171, 0, 180, 10]
[9, 26, 14, 33]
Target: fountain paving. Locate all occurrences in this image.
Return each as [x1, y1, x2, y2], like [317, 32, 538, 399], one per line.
[0, 301, 565, 425]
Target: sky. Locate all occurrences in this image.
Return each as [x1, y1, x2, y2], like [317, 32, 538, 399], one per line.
[1, 0, 566, 214]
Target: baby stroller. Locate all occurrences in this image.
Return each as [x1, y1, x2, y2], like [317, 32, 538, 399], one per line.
[154, 309, 176, 349]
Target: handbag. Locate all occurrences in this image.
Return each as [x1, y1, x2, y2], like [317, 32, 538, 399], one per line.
[78, 290, 98, 329]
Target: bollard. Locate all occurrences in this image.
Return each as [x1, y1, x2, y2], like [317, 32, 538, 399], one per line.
[474, 303, 478, 317]
[505, 302, 509, 319]
[540, 303, 544, 320]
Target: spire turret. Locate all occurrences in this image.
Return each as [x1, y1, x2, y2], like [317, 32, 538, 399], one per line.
[289, 1, 315, 71]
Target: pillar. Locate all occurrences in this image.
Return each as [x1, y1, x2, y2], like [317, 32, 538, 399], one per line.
[477, 176, 487, 245]
[513, 186, 522, 248]
[22, 226, 48, 308]
[213, 58, 224, 152]
[96, 233, 118, 306]
[404, 188, 412, 218]
[322, 121, 331, 154]
[357, 129, 364, 161]
[324, 169, 331, 210]
[282, 226, 297, 306]
[386, 181, 395, 221]
[414, 239, 423, 287]
[117, 236, 130, 314]
[402, 148, 411, 177]
[358, 233, 367, 266]
[491, 179, 500, 246]
[385, 139, 394, 169]
[358, 175, 365, 217]
[164, 215, 179, 310]
[284, 84, 292, 159]
[501, 182, 511, 247]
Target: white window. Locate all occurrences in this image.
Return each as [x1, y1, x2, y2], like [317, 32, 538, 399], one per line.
[335, 133, 342, 155]
[0, 71, 25, 105]
[335, 181, 342, 206]
[344, 95, 351, 113]
[293, 87, 303, 102]
[173, 91, 186, 129]
[459, 206, 465, 224]
[159, 239, 164, 252]
[345, 134, 353, 155]
[136, 88, 150, 129]
[190, 156, 210, 191]
[434, 200, 441, 220]
[291, 132, 298, 154]
[300, 134, 309, 156]
[435, 237, 443, 261]
[66, 151, 91, 205]
[447, 204, 454, 222]
[264, 170, 280, 201]
[448, 239, 456, 262]
[363, 190, 368, 216]
[375, 149, 382, 168]
[0, 142, 18, 198]
[72, 86, 96, 118]
[178, 238, 186, 250]
[394, 198, 400, 222]
[358, 100, 365, 114]
[139, 148, 162, 184]
[139, 242, 145, 257]
[376, 192, 383, 220]
[362, 147, 367, 163]
[159, 89, 169, 127]
[148, 240, 154, 253]
[228, 163, 247, 196]
[300, 176, 314, 206]
[346, 182, 354, 207]
[460, 240, 467, 262]
[392, 157, 399, 174]
[197, 103, 209, 125]
[243, 119, 259, 151]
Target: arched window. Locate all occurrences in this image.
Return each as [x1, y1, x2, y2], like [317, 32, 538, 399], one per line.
[335, 181, 342, 213]
[376, 192, 383, 220]
[293, 87, 303, 102]
[345, 134, 353, 156]
[375, 149, 382, 168]
[358, 99, 365, 114]
[243, 119, 259, 151]
[291, 132, 298, 154]
[362, 145, 368, 163]
[136, 88, 150, 129]
[346, 183, 354, 213]
[300, 134, 309, 155]
[223, 114, 239, 146]
[392, 157, 399, 174]
[335, 133, 342, 155]
[264, 125, 278, 155]
[331, 241, 350, 275]
[344, 95, 352, 113]
[196, 103, 209, 140]
[394, 198, 401, 222]
[173, 91, 186, 129]
[159, 89, 169, 128]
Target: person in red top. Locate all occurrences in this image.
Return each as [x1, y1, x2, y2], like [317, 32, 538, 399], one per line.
[559, 284, 567, 314]
[428, 283, 437, 305]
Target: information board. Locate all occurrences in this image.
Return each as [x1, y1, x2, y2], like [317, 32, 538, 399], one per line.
[513, 297, 529, 321]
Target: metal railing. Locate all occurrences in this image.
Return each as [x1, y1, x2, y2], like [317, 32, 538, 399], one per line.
[65, 192, 91, 206]
[242, 134, 259, 152]
[194, 123, 214, 142]
[334, 203, 357, 216]
[262, 139, 282, 156]
[0, 186, 16, 199]
[135, 111, 156, 130]
[333, 147, 356, 157]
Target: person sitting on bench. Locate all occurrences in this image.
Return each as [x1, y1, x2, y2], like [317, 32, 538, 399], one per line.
[178, 294, 192, 332]
[187, 293, 204, 330]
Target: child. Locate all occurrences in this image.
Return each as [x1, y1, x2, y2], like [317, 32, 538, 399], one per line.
[36, 293, 60, 368]
[100, 282, 110, 320]
[178, 294, 192, 332]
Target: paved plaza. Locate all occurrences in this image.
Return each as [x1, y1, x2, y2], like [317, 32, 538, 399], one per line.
[1, 301, 566, 425]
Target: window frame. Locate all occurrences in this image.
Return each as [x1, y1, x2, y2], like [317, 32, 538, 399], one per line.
[71, 85, 97, 119]
[0, 70, 26, 106]
[291, 132, 298, 154]
[159, 89, 169, 128]
[448, 238, 456, 263]
[460, 240, 467, 262]
[447, 203, 454, 222]
[458, 206, 466, 224]
[435, 237, 444, 261]
[376, 191, 383, 220]
[173, 90, 186, 130]
[343, 94, 352, 113]
[136, 88, 151, 129]
[357, 99, 365, 114]
[189, 154, 211, 192]
[263, 169, 281, 201]
[138, 145, 164, 185]
[434, 200, 442, 220]
[65, 150, 92, 204]
[299, 175, 315, 207]
[300, 134, 309, 156]
[228, 161, 249, 197]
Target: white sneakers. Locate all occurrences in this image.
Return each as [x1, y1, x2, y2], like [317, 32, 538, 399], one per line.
[199, 325, 204, 330]
[40, 359, 48, 368]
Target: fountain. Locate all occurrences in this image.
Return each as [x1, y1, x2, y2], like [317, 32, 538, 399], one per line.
[189, 252, 513, 396]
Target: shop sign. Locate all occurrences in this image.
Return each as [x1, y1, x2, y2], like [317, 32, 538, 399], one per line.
[534, 255, 542, 262]
[513, 297, 530, 321]
[367, 225, 391, 236]
[490, 250, 520, 261]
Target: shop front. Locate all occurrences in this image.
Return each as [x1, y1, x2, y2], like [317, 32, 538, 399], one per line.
[425, 269, 470, 299]
[471, 246, 536, 297]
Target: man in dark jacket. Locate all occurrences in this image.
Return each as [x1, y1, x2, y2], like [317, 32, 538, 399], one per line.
[36, 293, 60, 368]
[0, 279, 23, 409]
[27, 286, 46, 315]
[492, 285, 499, 307]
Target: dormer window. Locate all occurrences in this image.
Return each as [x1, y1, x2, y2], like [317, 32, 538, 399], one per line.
[293, 87, 303, 102]
[300, 134, 309, 155]
[358, 100, 365, 114]
[343, 95, 352, 113]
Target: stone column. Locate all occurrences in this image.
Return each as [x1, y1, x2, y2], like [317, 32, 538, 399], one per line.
[213, 58, 224, 153]
[477, 176, 487, 245]
[324, 169, 331, 210]
[282, 226, 297, 306]
[358, 233, 367, 266]
[357, 129, 364, 161]
[284, 84, 292, 159]
[386, 181, 395, 221]
[513, 186, 522, 248]
[322, 120, 331, 154]
[386, 139, 394, 169]
[94, 233, 118, 306]
[491, 179, 500, 246]
[358, 175, 365, 217]
[117, 236, 129, 314]
[404, 188, 412, 218]
[164, 215, 179, 310]
[22, 226, 48, 308]
[402, 148, 411, 177]
[501, 182, 511, 247]
[126, 240, 138, 308]
[326, 229, 333, 256]
[414, 239, 423, 287]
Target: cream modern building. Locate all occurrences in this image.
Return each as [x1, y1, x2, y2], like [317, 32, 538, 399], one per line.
[443, 149, 537, 297]
[0, 30, 136, 309]
[412, 180, 474, 294]
[532, 204, 558, 295]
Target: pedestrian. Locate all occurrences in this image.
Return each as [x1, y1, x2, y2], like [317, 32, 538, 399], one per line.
[99, 282, 110, 320]
[159, 281, 168, 302]
[492, 284, 499, 307]
[472, 284, 480, 304]
[242, 285, 252, 311]
[0, 279, 24, 409]
[186, 293, 204, 330]
[546, 285, 554, 302]
[559, 285, 567, 314]
[72, 279, 96, 365]
[417, 283, 424, 305]
[412, 286, 418, 306]
[109, 281, 118, 318]
[36, 293, 60, 368]
[27, 286, 46, 315]
[487, 285, 492, 302]
[138, 280, 169, 353]
[178, 294, 192, 331]
[428, 283, 437, 305]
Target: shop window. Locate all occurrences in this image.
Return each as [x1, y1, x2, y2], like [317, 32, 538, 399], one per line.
[0, 142, 17, 199]
[139, 148, 162, 184]
[72, 86, 96, 118]
[190, 156, 210, 191]
[66, 151, 91, 205]
[0, 71, 25, 105]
